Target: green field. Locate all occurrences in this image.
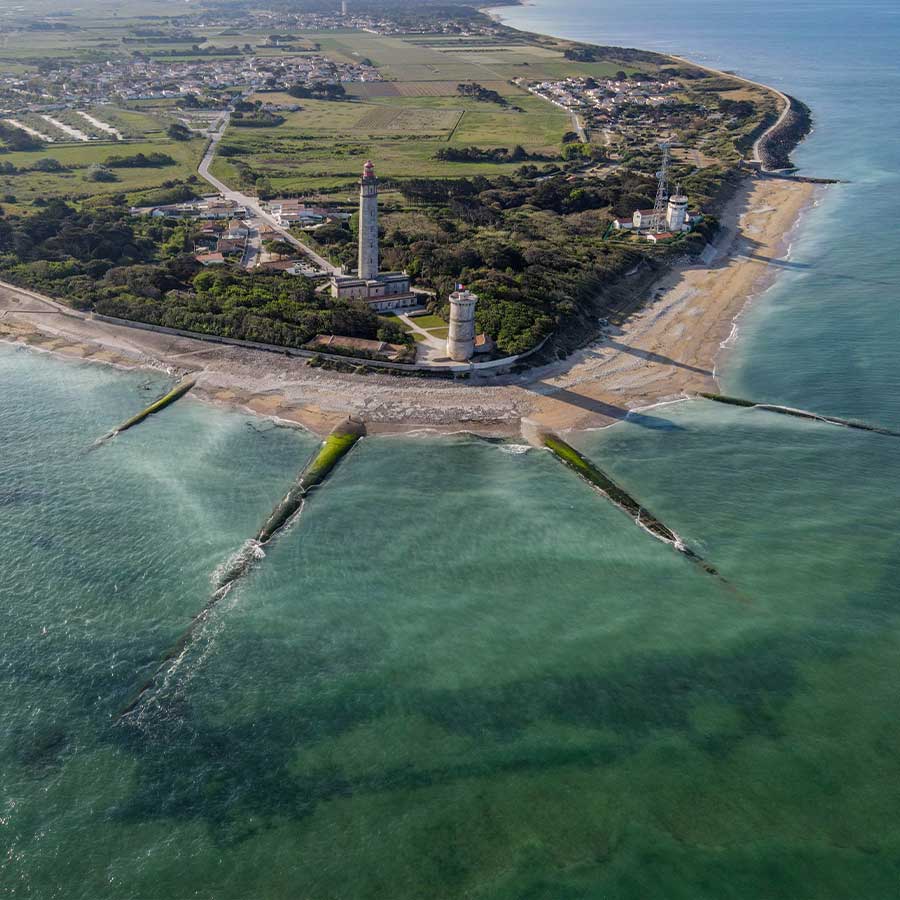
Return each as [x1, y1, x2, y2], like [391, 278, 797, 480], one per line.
[202, 28, 665, 193]
[0, 135, 204, 202]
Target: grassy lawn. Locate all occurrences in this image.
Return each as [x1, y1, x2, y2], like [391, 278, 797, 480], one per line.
[408, 314, 448, 329]
[378, 314, 418, 334]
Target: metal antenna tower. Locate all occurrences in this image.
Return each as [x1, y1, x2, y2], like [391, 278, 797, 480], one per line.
[649, 141, 671, 233]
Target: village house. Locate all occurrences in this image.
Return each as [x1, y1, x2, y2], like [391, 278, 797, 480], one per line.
[223, 219, 250, 240]
[473, 333, 495, 355]
[195, 251, 226, 266]
[215, 238, 245, 256]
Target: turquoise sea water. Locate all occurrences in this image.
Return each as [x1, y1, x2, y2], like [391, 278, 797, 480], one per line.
[4, 2, 900, 896]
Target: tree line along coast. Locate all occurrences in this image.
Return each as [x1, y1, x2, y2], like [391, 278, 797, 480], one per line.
[0, 0, 811, 373]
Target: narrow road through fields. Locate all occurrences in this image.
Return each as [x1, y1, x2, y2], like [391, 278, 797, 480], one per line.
[197, 111, 339, 274]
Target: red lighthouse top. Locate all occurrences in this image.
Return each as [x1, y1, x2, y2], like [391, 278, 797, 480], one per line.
[362, 160, 375, 179]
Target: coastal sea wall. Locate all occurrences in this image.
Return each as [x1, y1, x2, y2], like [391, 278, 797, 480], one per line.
[758, 94, 813, 171]
[91, 313, 550, 376]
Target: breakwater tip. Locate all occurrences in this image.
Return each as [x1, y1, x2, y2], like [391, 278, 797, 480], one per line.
[334, 417, 367, 438]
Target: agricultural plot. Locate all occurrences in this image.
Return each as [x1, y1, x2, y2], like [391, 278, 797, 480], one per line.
[435, 45, 565, 64]
[353, 106, 462, 137]
[93, 107, 171, 140]
[347, 81, 514, 99]
[210, 30, 654, 192]
[398, 80, 510, 97]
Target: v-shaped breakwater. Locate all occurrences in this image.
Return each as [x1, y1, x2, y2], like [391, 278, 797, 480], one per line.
[117, 419, 366, 719]
[700, 392, 900, 437]
[94, 377, 196, 447]
[539, 431, 745, 599]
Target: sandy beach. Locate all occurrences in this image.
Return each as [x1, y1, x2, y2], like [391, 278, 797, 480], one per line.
[0, 175, 816, 438]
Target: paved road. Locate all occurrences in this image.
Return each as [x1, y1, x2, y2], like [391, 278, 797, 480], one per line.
[668, 55, 792, 171]
[568, 110, 588, 143]
[197, 112, 339, 274]
[240, 224, 261, 270]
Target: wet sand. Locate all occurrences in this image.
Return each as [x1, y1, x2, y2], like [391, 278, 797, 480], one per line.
[0, 176, 816, 437]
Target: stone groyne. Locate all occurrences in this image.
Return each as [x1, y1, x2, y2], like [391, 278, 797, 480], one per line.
[538, 431, 746, 599]
[256, 419, 365, 543]
[117, 419, 365, 719]
[95, 377, 195, 446]
[700, 393, 900, 437]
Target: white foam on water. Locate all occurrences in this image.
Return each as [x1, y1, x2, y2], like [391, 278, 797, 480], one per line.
[211, 538, 266, 589]
[498, 443, 531, 455]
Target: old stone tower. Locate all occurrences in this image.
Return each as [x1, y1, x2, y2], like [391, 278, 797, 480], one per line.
[358, 160, 378, 280]
[446, 287, 478, 361]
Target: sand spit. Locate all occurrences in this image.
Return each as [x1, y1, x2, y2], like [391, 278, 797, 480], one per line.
[0, 176, 817, 437]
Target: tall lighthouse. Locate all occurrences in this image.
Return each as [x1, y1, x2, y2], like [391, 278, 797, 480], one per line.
[358, 159, 379, 281]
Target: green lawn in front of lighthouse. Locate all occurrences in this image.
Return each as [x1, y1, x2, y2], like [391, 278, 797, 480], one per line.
[407, 315, 448, 330]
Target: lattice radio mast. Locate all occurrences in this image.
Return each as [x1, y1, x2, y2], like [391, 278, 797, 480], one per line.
[649, 141, 671, 233]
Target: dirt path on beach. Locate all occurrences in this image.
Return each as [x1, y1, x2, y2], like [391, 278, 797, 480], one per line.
[0, 176, 817, 437]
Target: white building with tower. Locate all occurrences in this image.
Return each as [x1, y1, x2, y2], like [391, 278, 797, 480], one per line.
[446, 287, 478, 361]
[330, 160, 416, 312]
[665, 188, 689, 231]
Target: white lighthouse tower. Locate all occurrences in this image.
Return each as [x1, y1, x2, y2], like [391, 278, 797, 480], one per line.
[666, 186, 689, 232]
[330, 159, 414, 311]
[446, 287, 478, 361]
[358, 159, 378, 281]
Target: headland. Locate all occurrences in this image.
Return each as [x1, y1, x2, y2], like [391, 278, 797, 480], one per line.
[0, 14, 821, 438]
[0, 174, 816, 435]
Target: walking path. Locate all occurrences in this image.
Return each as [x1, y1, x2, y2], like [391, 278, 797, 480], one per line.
[395, 312, 452, 364]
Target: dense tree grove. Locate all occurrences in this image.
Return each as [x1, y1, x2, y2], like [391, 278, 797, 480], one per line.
[0, 121, 43, 152]
[308, 166, 723, 354]
[0, 201, 409, 349]
[0, 157, 726, 359]
[103, 152, 176, 168]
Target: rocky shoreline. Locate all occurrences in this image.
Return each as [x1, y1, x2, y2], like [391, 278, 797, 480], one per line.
[758, 94, 813, 171]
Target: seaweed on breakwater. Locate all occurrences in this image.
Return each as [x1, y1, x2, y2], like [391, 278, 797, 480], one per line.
[117, 419, 366, 719]
[256, 421, 364, 543]
[700, 393, 900, 437]
[95, 377, 196, 445]
[542, 433, 743, 596]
